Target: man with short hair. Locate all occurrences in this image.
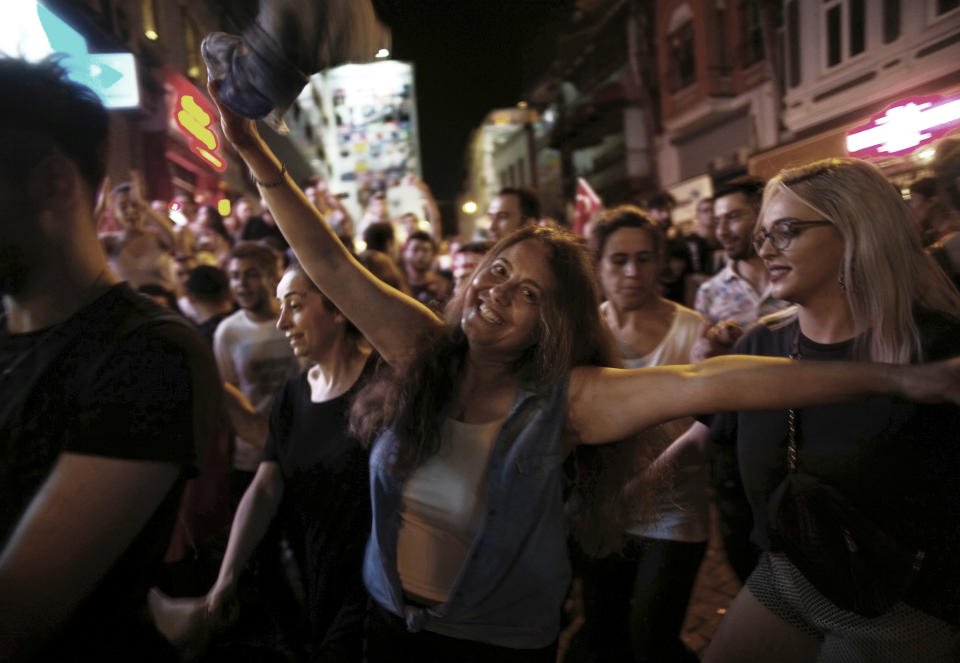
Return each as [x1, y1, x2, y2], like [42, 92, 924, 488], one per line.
[645, 190, 679, 238]
[692, 176, 789, 584]
[363, 220, 398, 260]
[486, 186, 540, 242]
[401, 231, 451, 312]
[694, 176, 788, 327]
[451, 241, 493, 293]
[0, 57, 219, 659]
[214, 242, 299, 484]
[185, 265, 235, 345]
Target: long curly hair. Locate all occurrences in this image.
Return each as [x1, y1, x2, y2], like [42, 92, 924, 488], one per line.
[348, 226, 664, 554]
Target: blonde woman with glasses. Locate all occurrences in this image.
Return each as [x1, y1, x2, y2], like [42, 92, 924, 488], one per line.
[704, 158, 960, 662]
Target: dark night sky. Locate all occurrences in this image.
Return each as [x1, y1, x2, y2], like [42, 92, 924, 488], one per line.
[372, 1, 571, 215]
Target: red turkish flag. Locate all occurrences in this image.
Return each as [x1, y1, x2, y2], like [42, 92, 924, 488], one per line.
[573, 177, 602, 236]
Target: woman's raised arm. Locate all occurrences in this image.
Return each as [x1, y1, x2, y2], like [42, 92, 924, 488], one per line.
[569, 354, 960, 445]
[208, 82, 442, 367]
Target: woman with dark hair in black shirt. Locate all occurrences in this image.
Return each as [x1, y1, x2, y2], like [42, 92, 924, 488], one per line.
[153, 264, 373, 661]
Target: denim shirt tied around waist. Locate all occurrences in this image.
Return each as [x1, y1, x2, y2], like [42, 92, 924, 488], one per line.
[363, 376, 571, 649]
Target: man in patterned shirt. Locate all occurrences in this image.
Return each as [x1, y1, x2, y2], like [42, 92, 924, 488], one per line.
[694, 176, 788, 327]
[691, 176, 789, 585]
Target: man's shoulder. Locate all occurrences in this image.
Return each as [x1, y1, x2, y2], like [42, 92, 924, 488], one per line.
[212, 308, 251, 339]
[699, 264, 734, 290]
[695, 267, 731, 308]
[75, 285, 214, 374]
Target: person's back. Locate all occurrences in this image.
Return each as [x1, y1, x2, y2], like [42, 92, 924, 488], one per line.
[0, 57, 220, 661]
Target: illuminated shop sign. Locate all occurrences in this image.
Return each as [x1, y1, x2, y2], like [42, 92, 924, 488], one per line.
[166, 68, 226, 172]
[1, 1, 139, 109]
[846, 95, 960, 157]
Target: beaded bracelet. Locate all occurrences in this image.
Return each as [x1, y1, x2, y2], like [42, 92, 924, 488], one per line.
[255, 163, 287, 188]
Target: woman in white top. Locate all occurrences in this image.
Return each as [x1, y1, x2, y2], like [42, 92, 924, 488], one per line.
[578, 206, 708, 662]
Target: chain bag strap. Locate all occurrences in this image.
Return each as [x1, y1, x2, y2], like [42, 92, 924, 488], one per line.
[767, 324, 924, 617]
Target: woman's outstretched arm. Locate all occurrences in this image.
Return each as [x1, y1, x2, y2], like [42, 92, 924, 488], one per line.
[569, 354, 960, 445]
[208, 82, 442, 367]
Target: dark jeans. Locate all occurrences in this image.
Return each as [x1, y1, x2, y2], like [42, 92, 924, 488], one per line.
[580, 536, 707, 663]
[364, 600, 557, 663]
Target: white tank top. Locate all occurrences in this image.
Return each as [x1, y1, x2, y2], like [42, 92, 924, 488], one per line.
[396, 416, 502, 603]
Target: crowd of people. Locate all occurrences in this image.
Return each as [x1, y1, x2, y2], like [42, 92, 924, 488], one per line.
[4, 55, 960, 663]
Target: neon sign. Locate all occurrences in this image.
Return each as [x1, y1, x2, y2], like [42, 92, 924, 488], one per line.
[174, 92, 226, 172]
[846, 95, 960, 157]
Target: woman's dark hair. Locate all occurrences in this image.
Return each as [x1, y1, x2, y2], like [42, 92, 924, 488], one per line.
[589, 205, 664, 260]
[284, 263, 361, 340]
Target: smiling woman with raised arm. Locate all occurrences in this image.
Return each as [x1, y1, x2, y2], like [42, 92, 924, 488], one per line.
[207, 83, 960, 660]
[701, 158, 960, 663]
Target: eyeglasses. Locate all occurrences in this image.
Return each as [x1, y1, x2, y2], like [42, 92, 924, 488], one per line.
[752, 219, 833, 254]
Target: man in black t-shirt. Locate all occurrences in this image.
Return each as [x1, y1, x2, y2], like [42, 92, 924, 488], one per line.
[0, 58, 219, 660]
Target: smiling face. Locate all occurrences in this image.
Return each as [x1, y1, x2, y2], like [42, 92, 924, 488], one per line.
[275, 270, 340, 360]
[599, 227, 660, 311]
[227, 256, 276, 317]
[714, 192, 757, 261]
[461, 239, 556, 361]
[757, 190, 845, 306]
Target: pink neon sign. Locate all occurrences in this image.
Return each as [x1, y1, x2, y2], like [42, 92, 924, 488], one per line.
[846, 95, 960, 157]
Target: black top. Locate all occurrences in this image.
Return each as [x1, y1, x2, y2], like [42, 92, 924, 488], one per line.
[711, 310, 960, 621]
[262, 358, 375, 660]
[0, 284, 220, 660]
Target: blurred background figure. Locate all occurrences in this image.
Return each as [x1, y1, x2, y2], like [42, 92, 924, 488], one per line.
[486, 186, 540, 242]
[908, 177, 957, 247]
[362, 220, 399, 262]
[100, 176, 178, 293]
[228, 196, 259, 242]
[184, 265, 236, 345]
[400, 231, 451, 313]
[450, 241, 493, 294]
[644, 191, 693, 305]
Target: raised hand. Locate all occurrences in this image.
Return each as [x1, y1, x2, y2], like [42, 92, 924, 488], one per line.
[206, 80, 262, 153]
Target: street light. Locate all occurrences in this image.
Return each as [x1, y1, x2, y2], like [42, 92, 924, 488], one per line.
[462, 201, 478, 214]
